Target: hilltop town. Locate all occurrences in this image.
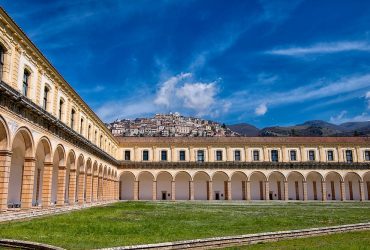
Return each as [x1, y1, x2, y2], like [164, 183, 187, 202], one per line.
[106, 112, 239, 137]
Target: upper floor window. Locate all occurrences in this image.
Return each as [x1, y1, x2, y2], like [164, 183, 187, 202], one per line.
[88, 125, 91, 140]
[0, 45, 4, 81]
[94, 130, 97, 144]
[179, 150, 186, 161]
[80, 118, 84, 134]
[124, 150, 131, 161]
[22, 69, 30, 96]
[290, 150, 297, 161]
[58, 99, 64, 120]
[345, 150, 353, 163]
[100, 135, 103, 148]
[216, 150, 223, 161]
[142, 150, 149, 161]
[365, 150, 370, 161]
[253, 150, 260, 161]
[308, 150, 315, 161]
[327, 150, 334, 161]
[271, 150, 279, 162]
[70, 109, 76, 130]
[197, 150, 205, 162]
[43, 86, 49, 110]
[161, 150, 167, 161]
[234, 150, 241, 161]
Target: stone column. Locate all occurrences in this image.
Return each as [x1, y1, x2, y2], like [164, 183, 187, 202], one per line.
[171, 181, 176, 201]
[134, 180, 139, 200]
[68, 169, 77, 205]
[340, 181, 346, 201]
[93, 174, 98, 202]
[21, 157, 36, 209]
[265, 181, 269, 200]
[152, 181, 157, 200]
[226, 180, 232, 200]
[284, 181, 289, 201]
[322, 180, 327, 201]
[98, 176, 103, 201]
[57, 165, 67, 206]
[246, 181, 251, 201]
[303, 181, 308, 201]
[41, 162, 53, 207]
[0, 151, 11, 212]
[102, 178, 107, 200]
[189, 181, 194, 200]
[359, 181, 365, 201]
[207, 181, 213, 200]
[85, 173, 92, 203]
[77, 171, 85, 205]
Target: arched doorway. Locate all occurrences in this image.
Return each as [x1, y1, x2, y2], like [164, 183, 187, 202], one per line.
[344, 172, 361, 201]
[120, 172, 135, 200]
[175, 171, 191, 200]
[325, 171, 342, 201]
[287, 171, 304, 201]
[156, 171, 172, 200]
[65, 151, 75, 204]
[212, 171, 229, 200]
[138, 171, 154, 200]
[0, 116, 10, 211]
[249, 171, 266, 200]
[268, 171, 286, 200]
[51, 145, 65, 205]
[231, 171, 248, 200]
[193, 171, 211, 200]
[306, 171, 323, 201]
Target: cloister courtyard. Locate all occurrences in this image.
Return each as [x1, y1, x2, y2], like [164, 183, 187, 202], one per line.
[0, 201, 369, 249]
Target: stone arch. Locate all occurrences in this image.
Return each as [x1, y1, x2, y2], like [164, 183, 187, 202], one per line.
[65, 150, 76, 204]
[249, 171, 267, 200]
[268, 171, 286, 200]
[51, 144, 66, 204]
[156, 171, 173, 200]
[33, 136, 52, 206]
[0, 115, 10, 150]
[193, 171, 211, 200]
[306, 171, 324, 201]
[344, 172, 362, 201]
[287, 171, 305, 201]
[175, 171, 192, 200]
[212, 171, 230, 200]
[138, 171, 154, 200]
[363, 171, 370, 201]
[325, 171, 343, 201]
[119, 171, 135, 200]
[231, 171, 248, 200]
[8, 127, 35, 208]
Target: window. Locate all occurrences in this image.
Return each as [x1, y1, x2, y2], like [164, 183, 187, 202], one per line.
[197, 150, 205, 162]
[216, 150, 223, 161]
[100, 135, 103, 148]
[253, 150, 260, 161]
[80, 118, 84, 134]
[70, 109, 75, 130]
[124, 150, 131, 161]
[0, 46, 4, 81]
[234, 150, 241, 161]
[290, 150, 297, 161]
[365, 150, 370, 161]
[327, 150, 334, 161]
[308, 150, 315, 161]
[43, 86, 49, 110]
[142, 150, 149, 161]
[88, 125, 91, 140]
[345, 150, 353, 163]
[22, 69, 30, 96]
[271, 150, 279, 162]
[58, 99, 64, 120]
[161, 150, 167, 161]
[179, 150, 186, 161]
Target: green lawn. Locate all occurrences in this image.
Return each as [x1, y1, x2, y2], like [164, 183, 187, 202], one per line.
[0, 201, 369, 249]
[224, 230, 370, 249]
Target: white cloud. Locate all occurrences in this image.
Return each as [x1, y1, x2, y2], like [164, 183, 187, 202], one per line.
[266, 41, 370, 56]
[330, 110, 370, 124]
[255, 103, 267, 116]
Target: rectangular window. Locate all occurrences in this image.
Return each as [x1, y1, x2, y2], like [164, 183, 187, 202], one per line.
[197, 150, 204, 162]
[271, 150, 279, 162]
[142, 150, 149, 161]
[80, 118, 84, 134]
[308, 150, 315, 161]
[0, 46, 4, 81]
[234, 150, 241, 161]
[365, 150, 370, 161]
[179, 150, 186, 161]
[253, 150, 260, 161]
[71, 109, 75, 130]
[216, 150, 223, 161]
[327, 150, 334, 161]
[161, 150, 167, 161]
[124, 150, 131, 161]
[59, 100, 64, 120]
[290, 150, 297, 161]
[23, 70, 30, 96]
[346, 150, 353, 163]
[43, 87, 49, 110]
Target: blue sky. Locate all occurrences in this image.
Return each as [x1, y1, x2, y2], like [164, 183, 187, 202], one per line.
[2, 0, 370, 127]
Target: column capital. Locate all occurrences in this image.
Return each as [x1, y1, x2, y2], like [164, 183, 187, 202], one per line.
[58, 165, 66, 170]
[24, 157, 36, 163]
[70, 169, 77, 173]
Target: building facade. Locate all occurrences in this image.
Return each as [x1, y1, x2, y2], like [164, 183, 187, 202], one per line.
[0, 8, 369, 213]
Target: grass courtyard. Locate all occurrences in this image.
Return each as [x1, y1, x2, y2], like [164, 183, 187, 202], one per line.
[0, 201, 369, 249]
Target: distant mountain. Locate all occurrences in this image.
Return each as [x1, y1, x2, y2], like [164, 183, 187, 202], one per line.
[227, 123, 260, 136]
